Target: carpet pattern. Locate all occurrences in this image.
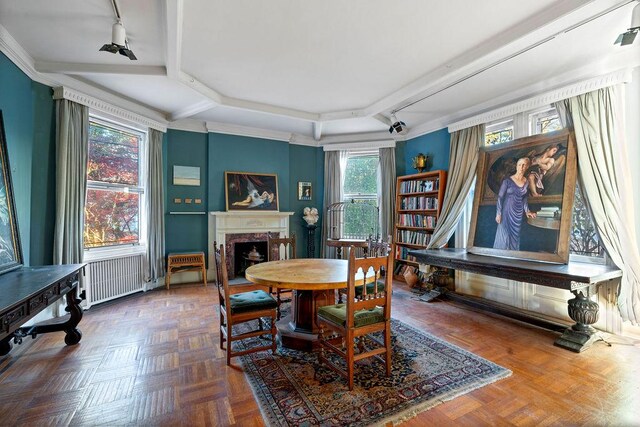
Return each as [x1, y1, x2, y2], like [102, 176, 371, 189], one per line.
[239, 319, 511, 426]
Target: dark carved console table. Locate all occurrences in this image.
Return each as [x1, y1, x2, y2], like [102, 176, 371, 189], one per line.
[0, 264, 86, 356]
[409, 248, 622, 352]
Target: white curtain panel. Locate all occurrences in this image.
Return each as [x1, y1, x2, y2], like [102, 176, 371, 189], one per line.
[53, 99, 88, 265]
[555, 85, 640, 324]
[146, 128, 165, 282]
[427, 124, 485, 249]
[377, 147, 396, 240]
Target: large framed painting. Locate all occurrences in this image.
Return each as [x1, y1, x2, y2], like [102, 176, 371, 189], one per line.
[0, 111, 23, 274]
[225, 172, 279, 211]
[468, 129, 577, 264]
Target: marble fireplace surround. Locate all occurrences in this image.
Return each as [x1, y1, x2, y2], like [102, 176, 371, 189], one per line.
[208, 211, 293, 279]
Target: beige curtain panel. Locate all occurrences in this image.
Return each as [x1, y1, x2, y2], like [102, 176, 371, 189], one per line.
[378, 147, 396, 240]
[427, 124, 485, 249]
[555, 85, 640, 325]
[146, 128, 165, 282]
[321, 150, 347, 257]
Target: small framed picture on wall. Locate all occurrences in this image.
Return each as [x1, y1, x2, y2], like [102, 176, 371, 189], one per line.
[298, 181, 312, 201]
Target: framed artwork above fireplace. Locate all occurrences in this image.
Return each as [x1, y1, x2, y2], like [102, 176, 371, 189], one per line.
[225, 172, 279, 211]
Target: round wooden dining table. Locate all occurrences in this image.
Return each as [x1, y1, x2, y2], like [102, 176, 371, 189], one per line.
[245, 258, 370, 351]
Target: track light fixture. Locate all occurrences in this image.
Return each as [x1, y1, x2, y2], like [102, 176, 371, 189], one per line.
[388, 113, 408, 135]
[99, 0, 137, 60]
[614, 0, 640, 46]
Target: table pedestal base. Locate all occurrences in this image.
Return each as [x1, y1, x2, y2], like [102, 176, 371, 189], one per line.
[276, 288, 334, 352]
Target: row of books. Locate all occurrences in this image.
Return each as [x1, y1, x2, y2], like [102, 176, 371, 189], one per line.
[395, 246, 418, 262]
[400, 197, 438, 210]
[396, 230, 432, 246]
[397, 214, 437, 228]
[399, 178, 440, 194]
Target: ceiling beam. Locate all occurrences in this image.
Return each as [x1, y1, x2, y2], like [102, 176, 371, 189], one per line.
[372, 114, 391, 127]
[35, 61, 166, 76]
[164, 0, 183, 79]
[170, 100, 217, 121]
[313, 122, 323, 141]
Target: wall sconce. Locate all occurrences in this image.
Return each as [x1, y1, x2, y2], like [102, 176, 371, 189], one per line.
[412, 153, 429, 173]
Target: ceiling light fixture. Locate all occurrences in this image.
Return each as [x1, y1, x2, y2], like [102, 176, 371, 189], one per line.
[99, 0, 137, 60]
[388, 113, 408, 135]
[615, 0, 640, 45]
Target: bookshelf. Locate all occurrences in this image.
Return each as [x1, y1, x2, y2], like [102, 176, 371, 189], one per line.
[393, 170, 447, 284]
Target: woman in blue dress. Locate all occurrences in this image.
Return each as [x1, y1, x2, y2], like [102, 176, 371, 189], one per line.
[493, 157, 536, 250]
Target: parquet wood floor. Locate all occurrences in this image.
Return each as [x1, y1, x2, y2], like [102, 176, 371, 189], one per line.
[1, 282, 639, 426]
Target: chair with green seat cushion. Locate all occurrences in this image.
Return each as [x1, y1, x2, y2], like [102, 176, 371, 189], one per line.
[338, 235, 391, 303]
[317, 247, 393, 391]
[214, 243, 277, 366]
[229, 290, 278, 314]
[318, 304, 384, 328]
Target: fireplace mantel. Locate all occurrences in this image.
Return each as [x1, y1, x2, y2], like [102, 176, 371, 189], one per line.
[207, 211, 293, 274]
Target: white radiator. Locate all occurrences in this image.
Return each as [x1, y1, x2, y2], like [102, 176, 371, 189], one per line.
[84, 254, 146, 308]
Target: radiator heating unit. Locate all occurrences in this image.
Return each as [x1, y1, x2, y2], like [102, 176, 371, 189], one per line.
[84, 254, 146, 308]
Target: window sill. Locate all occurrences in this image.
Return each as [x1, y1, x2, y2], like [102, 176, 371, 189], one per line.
[84, 245, 147, 262]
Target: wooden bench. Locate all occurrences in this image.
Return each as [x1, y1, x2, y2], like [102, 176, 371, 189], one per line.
[166, 252, 207, 289]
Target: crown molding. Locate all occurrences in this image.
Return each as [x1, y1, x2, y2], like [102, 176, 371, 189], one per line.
[205, 121, 293, 142]
[322, 139, 396, 152]
[167, 119, 208, 133]
[448, 67, 633, 132]
[53, 86, 168, 132]
[0, 24, 56, 86]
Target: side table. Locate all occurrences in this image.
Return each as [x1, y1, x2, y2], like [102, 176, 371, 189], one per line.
[166, 252, 207, 289]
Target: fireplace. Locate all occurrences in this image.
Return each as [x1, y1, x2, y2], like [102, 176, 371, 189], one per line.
[208, 211, 293, 279]
[225, 232, 275, 279]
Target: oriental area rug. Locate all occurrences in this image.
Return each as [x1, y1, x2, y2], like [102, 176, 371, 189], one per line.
[239, 319, 511, 426]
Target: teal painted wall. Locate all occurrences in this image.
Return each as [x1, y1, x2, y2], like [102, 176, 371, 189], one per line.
[0, 52, 33, 265]
[208, 133, 290, 212]
[288, 145, 324, 258]
[164, 129, 208, 256]
[404, 128, 451, 174]
[29, 83, 56, 265]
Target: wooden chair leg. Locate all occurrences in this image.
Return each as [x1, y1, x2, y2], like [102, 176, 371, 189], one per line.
[385, 322, 392, 376]
[226, 324, 232, 366]
[271, 313, 277, 354]
[346, 330, 354, 391]
[166, 269, 171, 290]
[201, 260, 207, 287]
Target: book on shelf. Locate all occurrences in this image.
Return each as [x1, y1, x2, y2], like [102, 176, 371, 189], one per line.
[400, 197, 438, 210]
[397, 214, 437, 228]
[396, 230, 432, 246]
[399, 178, 440, 194]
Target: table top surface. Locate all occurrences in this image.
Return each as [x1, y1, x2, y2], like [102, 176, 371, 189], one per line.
[245, 258, 370, 290]
[0, 264, 85, 312]
[408, 248, 622, 285]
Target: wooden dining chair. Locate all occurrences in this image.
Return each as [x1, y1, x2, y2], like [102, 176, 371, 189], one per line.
[317, 247, 393, 390]
[214, 243, 278, 365]
[338, 235, 391, 303]
[267, 233, 296, 320]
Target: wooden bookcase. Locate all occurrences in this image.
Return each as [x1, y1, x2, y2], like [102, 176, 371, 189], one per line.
[392, 170, 447, 284]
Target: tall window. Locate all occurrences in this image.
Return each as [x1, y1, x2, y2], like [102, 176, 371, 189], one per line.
[481, 108, 604, 260]
[84, 118, 145, 249]
[342, 152, 379, 238]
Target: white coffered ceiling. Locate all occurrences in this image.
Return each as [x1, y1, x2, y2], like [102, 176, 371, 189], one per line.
[0, 0, 638, 143]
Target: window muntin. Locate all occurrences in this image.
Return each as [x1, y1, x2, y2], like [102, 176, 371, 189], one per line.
[342, 153, 379, 239]
[529, 108, 562, 135]
[485, 119, 514, 146]
[84, 119, 145, 249]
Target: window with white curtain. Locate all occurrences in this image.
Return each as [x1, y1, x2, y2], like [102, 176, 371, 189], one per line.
[84, 116, 147, 253]
[342, 151, 379, 238]
[455, 106, 604, 261]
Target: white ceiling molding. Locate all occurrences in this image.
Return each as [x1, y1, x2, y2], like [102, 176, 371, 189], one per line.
[323, 139, 395, 152]
[448, 68, 633, 132]
[313, 122, 323, 141]
[164, 0, 183, 80]
[170, 100, 216, 121]
[53, 86, 168, 132]
[35, 61, 166, 76]
[0, 24, 56, 87]
[167, 119, 208, 133]
[206, 121, 293, 143]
